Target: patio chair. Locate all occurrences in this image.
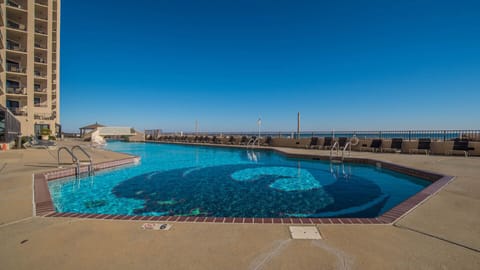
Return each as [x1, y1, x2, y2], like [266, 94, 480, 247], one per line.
[410, 138, 431, 155]
[383, 138, 403, 153]
[338, 137, 348, 148]
[228, 136, 236, 144]
[240, 136, 248, 145]
[321, 137, 333, 150]
[447, 139, 475, 157]
[306, 137, 319, 149]
[262, 136, 272, 146]
[24, 137, 56, 149]
[361, 139, 382, 152]
[212, 136, 221, 144]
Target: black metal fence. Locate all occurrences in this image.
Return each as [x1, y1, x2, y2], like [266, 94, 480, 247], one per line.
[147, 129, 480, 141]
[0, 105, 21, 143]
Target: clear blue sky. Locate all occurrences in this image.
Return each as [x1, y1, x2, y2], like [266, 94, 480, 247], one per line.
[61, 0, 480, 133]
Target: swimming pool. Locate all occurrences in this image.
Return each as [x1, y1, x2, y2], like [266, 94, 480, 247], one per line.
[48, 142, 430, 218]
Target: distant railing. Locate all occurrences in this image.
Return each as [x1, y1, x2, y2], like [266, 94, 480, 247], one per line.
[147, 129, 480, 142]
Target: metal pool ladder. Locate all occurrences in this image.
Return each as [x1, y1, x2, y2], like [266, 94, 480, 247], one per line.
[247, 137, 260, 148]
[57, 145, 94, 178]
[330, 141, 352, 162]
[72, 145, 95, 177]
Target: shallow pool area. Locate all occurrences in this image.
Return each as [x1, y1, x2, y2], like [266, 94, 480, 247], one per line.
[48, 142, 430, 218]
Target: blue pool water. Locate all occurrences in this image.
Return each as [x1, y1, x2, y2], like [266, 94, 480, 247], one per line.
[48, 142, 430, 218]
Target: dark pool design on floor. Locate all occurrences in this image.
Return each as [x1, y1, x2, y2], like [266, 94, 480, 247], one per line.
[48, 142, 430, 218]
[112, 164, 390, 218]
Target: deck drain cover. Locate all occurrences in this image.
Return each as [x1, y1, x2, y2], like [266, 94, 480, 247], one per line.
[289, 226, 322, 240]
[141, 223, 172, 231]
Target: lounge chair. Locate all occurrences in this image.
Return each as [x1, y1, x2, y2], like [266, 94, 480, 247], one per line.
[383, 138, 403, 153]
[262, 136, 272, 146]
[410, 138, 431, 155]
[212, 136, 221, 144]
[338, 137, 348, 148]
[24, 137, 56, 149]
[361, 139, 382, 152]
[447, 139, 475, 157]
[227, 136, 236, 144]
[306, 137, 319, 149]
[240, 136, 248, 145]
[321, 137, 333, 150]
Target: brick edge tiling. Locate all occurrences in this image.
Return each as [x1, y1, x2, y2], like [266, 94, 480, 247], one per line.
[34, 153, 454, 225]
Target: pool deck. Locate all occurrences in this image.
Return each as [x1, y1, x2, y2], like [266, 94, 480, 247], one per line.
[0, 140, 479, 269]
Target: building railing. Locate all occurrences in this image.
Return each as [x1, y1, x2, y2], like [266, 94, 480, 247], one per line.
[34, 104, 48, 108]
[35, 0, 48, 7]
[7, 40, 27, 52]
[34, 88, 47, 93]
[1, 104, 22, 143]
[34, 56, 47, 64]
[35, 28, 47, 35]
[34, 43, 47, 49]
[7, 0, 26, 10]
[150, 129, 480, 142]
[6, 64, 26, 73]
[7, 107, 27, 116]
[34, 70, 47, 78]
[7, 20, 26, 31]
[34, 113, 55, 120]
[6, 86, 27, 95]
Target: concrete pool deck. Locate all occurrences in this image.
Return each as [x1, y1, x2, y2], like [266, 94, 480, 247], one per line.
[0, 140, 479, 269]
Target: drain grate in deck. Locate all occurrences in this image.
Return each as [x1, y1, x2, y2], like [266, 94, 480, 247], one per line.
[289, 226, 322, 239]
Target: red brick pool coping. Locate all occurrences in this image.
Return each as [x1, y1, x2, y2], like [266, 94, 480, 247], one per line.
[33, 151, 455, 225]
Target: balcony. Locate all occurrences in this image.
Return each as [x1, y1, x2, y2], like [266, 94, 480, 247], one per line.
[34, 70, 47, 78]
[34, 56, 47, 64]
[34, 113, 55, 120]
[35, 27, 47, 35]
[6, 0, 27, 11]
[6, 40, 26, 52]
[8, 107, 27, 116]
[35, 0, 48, 7]
[34, 87, 47, 93]
[6, 63, 26, 74]
[35, 11, 48, 21]
[6, 86, 27, 95]
[35, 42, 47, 50]
[34, 103, 48, 108]
[7, 20, 27, 31]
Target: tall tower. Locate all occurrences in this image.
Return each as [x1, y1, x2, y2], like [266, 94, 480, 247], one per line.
[0, 0, 60, 137]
